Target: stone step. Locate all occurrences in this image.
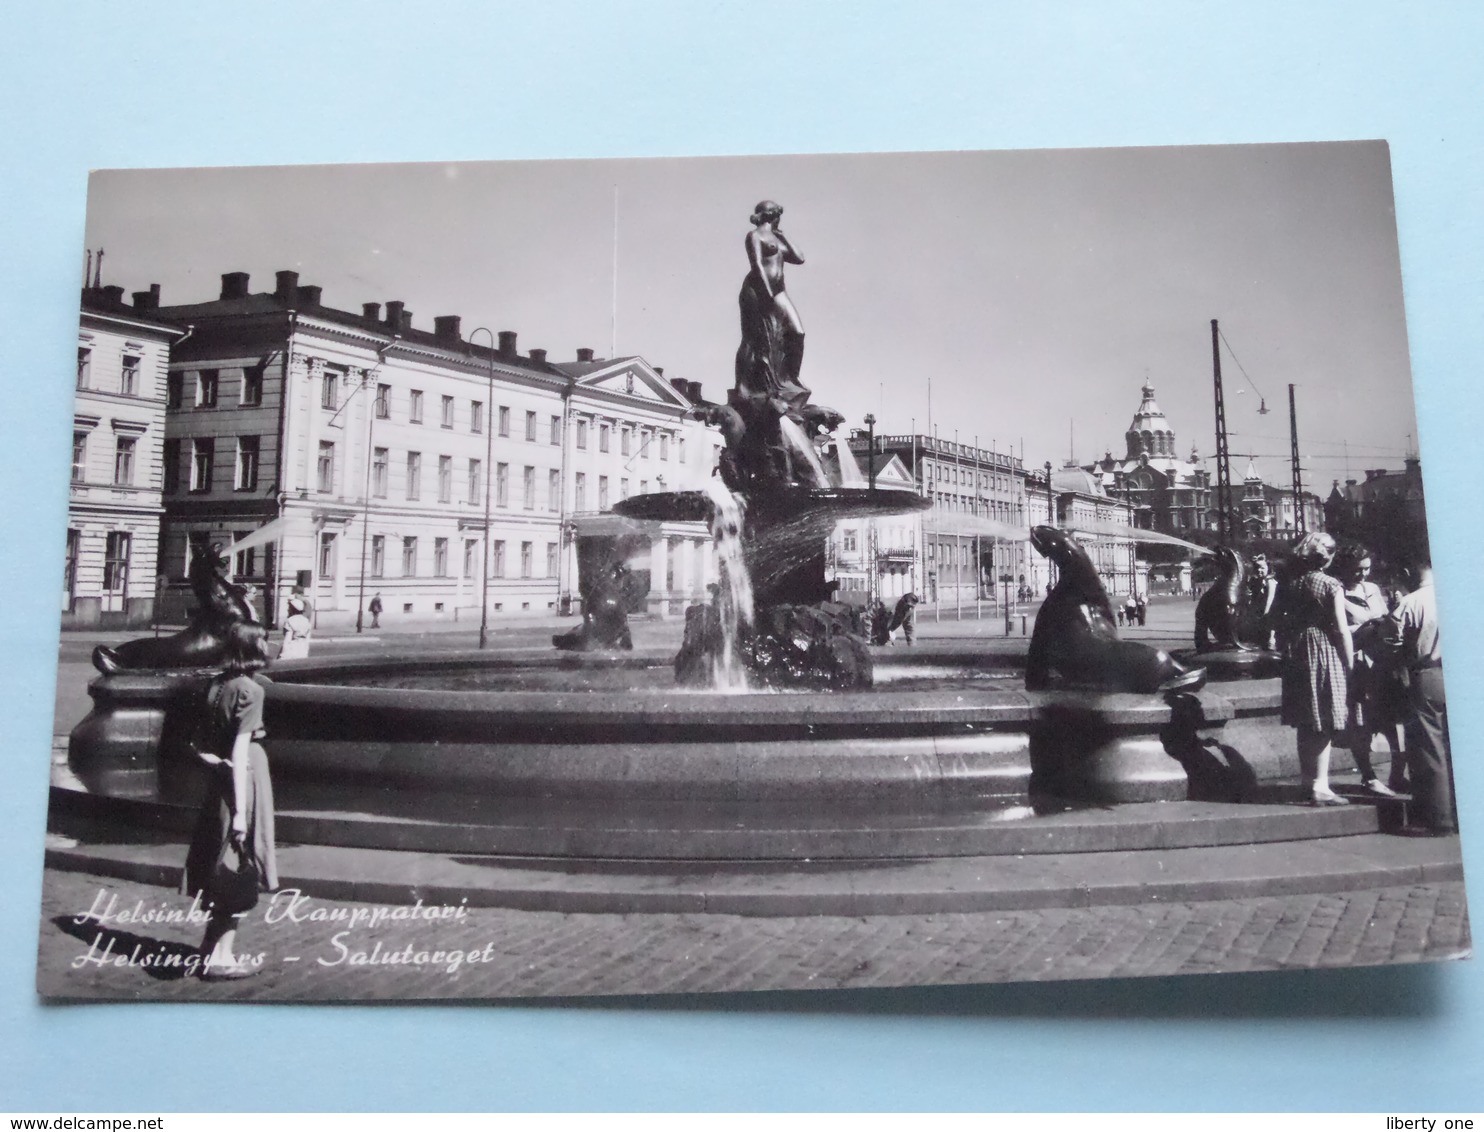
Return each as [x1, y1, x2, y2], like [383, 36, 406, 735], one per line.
[50, 782, 1398, 860]
[43, 827, 1462, 916]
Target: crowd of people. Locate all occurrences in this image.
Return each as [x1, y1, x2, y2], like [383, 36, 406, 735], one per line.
[1273, 532, 1453, 835]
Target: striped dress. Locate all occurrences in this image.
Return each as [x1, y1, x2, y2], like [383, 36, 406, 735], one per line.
[1280, 570, 1349, 732]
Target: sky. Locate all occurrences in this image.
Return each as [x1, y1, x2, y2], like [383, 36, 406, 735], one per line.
[83, 141, 1418, 491]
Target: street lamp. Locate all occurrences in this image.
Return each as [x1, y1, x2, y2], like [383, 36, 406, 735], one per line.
[863, 413, 876, 492]
[1044, 460, 1054, 524]
[469, 328, 498, 649]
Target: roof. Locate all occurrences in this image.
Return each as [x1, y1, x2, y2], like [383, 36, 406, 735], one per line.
[79, 289, 186, 337]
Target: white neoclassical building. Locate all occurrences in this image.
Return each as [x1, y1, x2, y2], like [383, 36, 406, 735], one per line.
[142, 269, 718, 628]
[66, 287, 183, 626]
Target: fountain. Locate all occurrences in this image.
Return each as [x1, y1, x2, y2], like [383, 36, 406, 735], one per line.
[53, 203, 1408, 910]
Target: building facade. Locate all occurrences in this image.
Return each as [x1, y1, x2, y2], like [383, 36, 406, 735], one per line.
[143, 269, 716, 628]
[66, 288, 182, 626]
[1085, 382, 1213, 536]
[1238, 459, 1326, 540]
[822, 450, 921, 604]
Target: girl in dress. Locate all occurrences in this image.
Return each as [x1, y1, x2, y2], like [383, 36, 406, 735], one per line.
[1278, 532, 1354, 806]
[182, 621, 278, 979]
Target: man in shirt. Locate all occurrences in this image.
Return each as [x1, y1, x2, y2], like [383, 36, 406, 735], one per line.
[1383, 554, 1455, 835]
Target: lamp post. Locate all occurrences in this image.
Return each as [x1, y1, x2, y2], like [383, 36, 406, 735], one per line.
[469, 328, 498, 649]
[1044, 461, 1054, 524]
[864, 413, 876, 491]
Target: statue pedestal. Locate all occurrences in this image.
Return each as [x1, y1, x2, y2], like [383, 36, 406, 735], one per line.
[68, 669, 214, 803]
[1177, 647, 1282, 681]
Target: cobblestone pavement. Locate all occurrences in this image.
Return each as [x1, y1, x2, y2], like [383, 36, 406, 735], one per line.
[35, 867, 1470, 1002]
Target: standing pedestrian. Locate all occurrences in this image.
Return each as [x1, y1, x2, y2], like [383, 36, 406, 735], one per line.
[1382, 553, 1455, 835]
[1135, 593, 1147, 626]
[368, 592, 383, 629]
[1278, 532, 1353, 806]
[182, 622, 278, 979]
[1330, 544, 1400, 796]
[890, 592, 920, 645]
[279, 594, 312, 659]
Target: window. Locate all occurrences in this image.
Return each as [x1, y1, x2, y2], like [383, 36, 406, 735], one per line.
[234, 534, 256, 579]
[438, 455, 452, 503]
[468, 459, 482, 505]
[76, 348, 91, 389]
[190, 438, 214, 492]
[598, 475, 609, 511]
[406, 452, 421, 501]
[434, 537, 449, 577]
[639, 430, 650, 459]
[64, 529, 79, 600]
[639, 479, 648, 496]
[621, 428, 631, 456]
[545, 542, 559, 578]
[409, 390, 424, 423]
[197, 369, 219, 407]
[441, 395, 455, 429]
[574, 472, 586, 512]
[678, 437, 686, 464]
[549, 414, 561, 445]
[236, 436, 260, 491]
[317, 440, 335, 493]
[319, 532, 336, 578]
[843, 529, 858, 553]
[491, 540, 506, 578]
[241, 365, 264, 407]
[120, 355, 140, 396]
[498, 406, 510, 437]
[522, 466, 535, 509]
[576, 420, 588, 449]
[362, 448, 385, 500]
[71, 432, 87, 484]
[371, 535, 385, 578]
[103, 532, 130, 591]
[321, 370, 339, 410]
[599, 423, 611, 453]
[162, 438, 180, 493]
[167, 372, 183, 409]
[471, 400, 484, 434]
[496, 463, 509, 507]
[548, 469, 560, 512]
[520, 541, 533, 579]
[463, 539, 477, 579]
[620, 477, 629, 501]
[401, 537, 418, 576]
[659, 433, 669, 461]
[525, 411, 538, 442]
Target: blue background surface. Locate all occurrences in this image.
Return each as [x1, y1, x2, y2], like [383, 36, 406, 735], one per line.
[1, 1, 1480, 1112]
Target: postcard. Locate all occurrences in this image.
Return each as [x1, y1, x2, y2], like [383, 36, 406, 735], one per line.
[39, 143, 1468, 1001]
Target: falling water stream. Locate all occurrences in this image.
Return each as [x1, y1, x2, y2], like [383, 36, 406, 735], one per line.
[777, 416, 831, 489]
[704, 478, 754, 690]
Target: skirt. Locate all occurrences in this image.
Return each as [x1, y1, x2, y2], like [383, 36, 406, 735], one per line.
[1280, 627, 1349, 733]
[182, 742, 279, 908]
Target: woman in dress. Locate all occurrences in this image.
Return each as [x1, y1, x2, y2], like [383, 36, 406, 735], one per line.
[1279, 532, 1354, 806]
[182, 621, 278, 979]
[1331, 544, 1403, 796]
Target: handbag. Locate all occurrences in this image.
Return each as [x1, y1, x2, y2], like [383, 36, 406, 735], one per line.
[209, 837, 260, 915]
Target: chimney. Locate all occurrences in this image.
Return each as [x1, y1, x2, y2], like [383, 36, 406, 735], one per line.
[528, 348, 547, 364]
[274, 270, 299, 301]
[434, 315, 462, 344]
[220, 272, 250, 300]
[384, 301, 405, 329]
[132, 284, 161, 311]
[575, 347, 595, 363]
[669, 378, 688, 396]
[685, 381, 703, 403]
[497, 331, 517, 357]
[101, 285, 125, 305]
[399, 310, 413, 332]
[362, 302, 381, 323]
[654, 366, 665, 377]
[296, 284, 322, 306]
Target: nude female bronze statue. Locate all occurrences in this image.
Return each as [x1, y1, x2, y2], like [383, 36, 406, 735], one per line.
[736, 199, 807, 410]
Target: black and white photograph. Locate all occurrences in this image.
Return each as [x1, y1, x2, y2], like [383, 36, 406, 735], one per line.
[39, 142, 1468, 1002]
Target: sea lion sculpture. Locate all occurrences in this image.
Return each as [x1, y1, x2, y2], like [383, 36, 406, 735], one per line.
[92, 544, 257, 673]
[1026, 525, 1205, 694]
[1194, 545, 1252, 651]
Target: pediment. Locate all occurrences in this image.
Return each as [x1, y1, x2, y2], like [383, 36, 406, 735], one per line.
[576, 360, 690, 407]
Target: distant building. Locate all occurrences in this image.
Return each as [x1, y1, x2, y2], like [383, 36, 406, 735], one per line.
[821, 446, 921, 604]
[1026, 463, 1143, 597]
[133, 268, 716, 627]
[66, 287, 183, 626]
[1238, 458, 1326, 540]
[1085, 382, 1213, 536]
[848, 434, 1027, 608]
[1324, 458, 1429, 567]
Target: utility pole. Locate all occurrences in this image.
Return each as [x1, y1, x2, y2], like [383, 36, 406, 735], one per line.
[1289, 383, 1306, 535]
[1211, 318, 1234, 543]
